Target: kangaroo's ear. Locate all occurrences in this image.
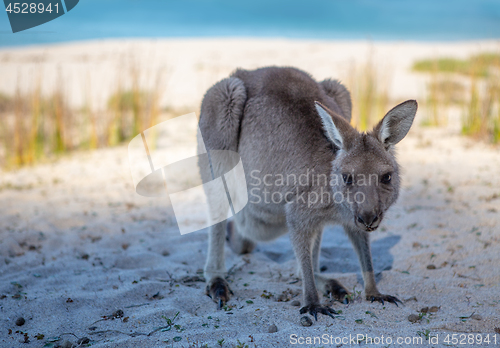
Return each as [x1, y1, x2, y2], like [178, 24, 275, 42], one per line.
[314, 101, 355, 150]
[374, 100, 417, 149]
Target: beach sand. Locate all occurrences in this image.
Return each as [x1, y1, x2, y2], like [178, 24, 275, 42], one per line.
[0, 39, 499, 347]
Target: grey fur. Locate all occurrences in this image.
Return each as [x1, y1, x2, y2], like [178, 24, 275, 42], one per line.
[319, 79, 352, 122]
[198, 66, 417, 317]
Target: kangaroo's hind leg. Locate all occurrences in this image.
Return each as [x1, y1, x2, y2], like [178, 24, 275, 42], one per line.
[199, 155, 233, 309]
[205, 221, 232, 309]
[198, 77, 247, 309]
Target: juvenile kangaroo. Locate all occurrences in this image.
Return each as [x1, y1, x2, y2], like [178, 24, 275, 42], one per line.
[198, 67, 417, 319]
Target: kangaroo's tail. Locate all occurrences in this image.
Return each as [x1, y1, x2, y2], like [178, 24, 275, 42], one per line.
[198, 77, 247, 152]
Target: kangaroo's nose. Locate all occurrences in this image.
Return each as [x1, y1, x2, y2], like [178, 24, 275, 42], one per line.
[357, 212, 379, 227]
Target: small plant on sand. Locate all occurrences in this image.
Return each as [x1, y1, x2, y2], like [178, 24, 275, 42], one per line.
[161, 311, 180, 326]
[417, 329, 432, 341]
[234, 340, 249, 348]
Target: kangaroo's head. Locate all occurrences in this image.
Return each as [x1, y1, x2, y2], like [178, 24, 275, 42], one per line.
[315, 100, 417, 232]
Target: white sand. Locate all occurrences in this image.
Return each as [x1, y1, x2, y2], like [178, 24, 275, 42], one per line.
[0, 39, 500, 347]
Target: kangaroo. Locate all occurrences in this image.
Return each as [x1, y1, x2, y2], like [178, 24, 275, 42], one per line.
[197, 67, 417, 320]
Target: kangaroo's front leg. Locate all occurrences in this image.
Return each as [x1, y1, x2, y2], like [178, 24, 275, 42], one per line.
[344, 225, 401, 306]
[312, 229, 351, 303]
[204, 221, 232, 309]
[290, 224, 337, 320]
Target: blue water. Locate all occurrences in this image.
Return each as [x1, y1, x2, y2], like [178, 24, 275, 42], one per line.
[1, 0, 499, 47]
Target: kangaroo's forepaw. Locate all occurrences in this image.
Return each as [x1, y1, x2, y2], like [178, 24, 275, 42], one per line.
[323, 279, 351, 304]
[299, 303, 337, 321]
[366, 293, 402, 307]
[206, 277, 233, 310]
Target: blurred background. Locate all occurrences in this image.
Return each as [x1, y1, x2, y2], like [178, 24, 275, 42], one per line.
[0, 0, 499, 168]
[2, 0, 500, 46]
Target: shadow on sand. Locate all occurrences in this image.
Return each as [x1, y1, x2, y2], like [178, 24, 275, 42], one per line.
[256, 225, 401, 284]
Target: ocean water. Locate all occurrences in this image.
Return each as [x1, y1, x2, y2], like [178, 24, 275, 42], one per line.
[0, 0, 499, 47]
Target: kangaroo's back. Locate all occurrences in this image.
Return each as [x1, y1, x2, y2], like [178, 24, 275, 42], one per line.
[233, 67, 348, 179]
[232, 66, 349, 131]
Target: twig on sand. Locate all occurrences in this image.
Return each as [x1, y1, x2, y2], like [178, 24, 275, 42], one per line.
[431, 325, 478, 333]
[89, 311, 181, 338]
[89, 324, 176, 337]
[156, 273, 205, 290]
[88, 309, 125, 326]
[227, 260, 249, 279]
[124, 303, 151, 308]
[89, 329, 148, 337]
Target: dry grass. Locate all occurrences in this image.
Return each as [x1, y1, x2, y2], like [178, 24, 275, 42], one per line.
[346, 59, 390, 131]
[0, 65, 165, 169]
[414, 52, 500, 142]
[462, 71, 500, 142]
[423, 75, 465, 126]
[413, 53, 500, 77]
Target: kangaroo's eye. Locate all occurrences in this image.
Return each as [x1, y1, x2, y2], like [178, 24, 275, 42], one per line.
[381, 173, 392, 184]
[342, 174, 353, 185]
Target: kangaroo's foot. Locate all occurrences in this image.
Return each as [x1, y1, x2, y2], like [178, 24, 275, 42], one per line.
[365, 290, 402, 306]
[299, 303, 338, 321]
[206, 277, 233, 310]
[323, 279, 351, 304]
[315, 275, 351, 304]
[226, 220, 256, 254]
